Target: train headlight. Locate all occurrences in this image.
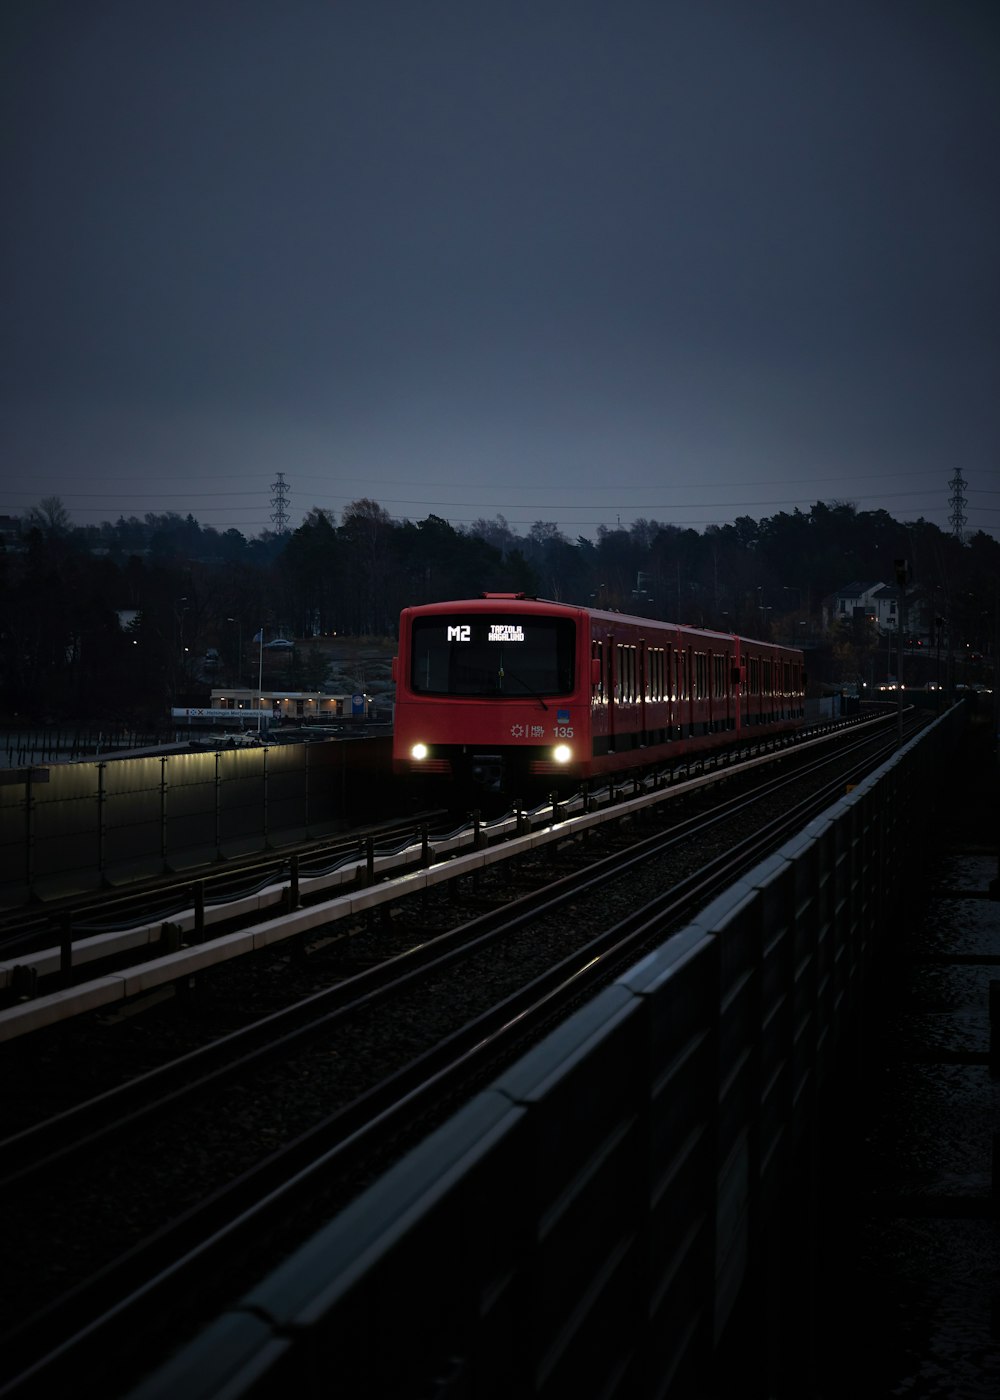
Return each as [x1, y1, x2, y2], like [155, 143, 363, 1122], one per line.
[410, 742, 429, 761]
[553, 744, 572, 765]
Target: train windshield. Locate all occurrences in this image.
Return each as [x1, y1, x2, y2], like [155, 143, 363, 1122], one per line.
[410, 614, 576, 696]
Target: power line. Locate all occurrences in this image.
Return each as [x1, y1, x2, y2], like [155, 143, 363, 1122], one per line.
[4, 488, 997, 514]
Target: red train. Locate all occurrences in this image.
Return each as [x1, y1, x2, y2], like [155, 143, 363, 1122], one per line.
[392, 593, 806, 796]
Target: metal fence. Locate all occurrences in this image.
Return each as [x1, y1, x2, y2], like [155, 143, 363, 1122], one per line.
[127, 705, 964, 1400]
[0, 739, 394, 908]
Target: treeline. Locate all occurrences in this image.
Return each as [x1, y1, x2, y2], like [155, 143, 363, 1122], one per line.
[2, 496, 997, 726]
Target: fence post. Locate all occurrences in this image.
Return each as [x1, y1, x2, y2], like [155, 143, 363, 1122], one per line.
[24, 769, 35, 893]
[193, 882, 205, 943]
[287, 854, 300, 911]
[215, 749, 223, 858]
[261, 744, 269, 849]
[97, 761, 107, 885]
[60, 910, 73, 987]
[160, 755, 169, 870]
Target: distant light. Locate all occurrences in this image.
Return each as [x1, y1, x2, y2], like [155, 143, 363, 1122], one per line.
[411, 742, 429, 761]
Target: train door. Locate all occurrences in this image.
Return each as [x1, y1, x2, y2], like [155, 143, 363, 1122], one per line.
[674, 647, 691, 737]
[732, 638, 744, 736]
[671, 636, 681, 737]
[711, 651, 725, 732]
[639, 642, 647, 745]
[694, 650, 709, 735]
[666, 644, 674, 736]
[614, 642, 639, 749]
[763, 655, 773, 723]
[747, 653, 761, 724]
[647, 644, 667, 744]
[591, 637, 607, 755]
[680, 641, 689, 733]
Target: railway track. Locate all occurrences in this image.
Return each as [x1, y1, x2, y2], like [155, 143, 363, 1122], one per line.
[0, 712, 890, 1017]
[0, 711, 928, 1399]
[0, 812, 456, 965]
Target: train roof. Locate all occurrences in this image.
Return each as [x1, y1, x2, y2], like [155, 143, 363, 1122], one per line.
[399, 595, 804, 657]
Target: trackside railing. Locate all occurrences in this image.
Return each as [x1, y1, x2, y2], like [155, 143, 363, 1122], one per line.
[0, 739, 394, 908]
[126, 707, 962, 1399]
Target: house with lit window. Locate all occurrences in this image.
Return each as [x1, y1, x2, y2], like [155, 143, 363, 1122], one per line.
[826, 581, 884, 632]
[826, 579, 923, 638]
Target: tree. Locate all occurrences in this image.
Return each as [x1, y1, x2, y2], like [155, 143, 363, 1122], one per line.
[281, 509, 341, 635]
[23, 496, 72, 537]
[466, 514, 519, 560]
[339, 499, 396, 635]
[2, 487, 995, 724]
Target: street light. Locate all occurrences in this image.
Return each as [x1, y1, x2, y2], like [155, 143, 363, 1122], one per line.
[894, 559, 909, 745]
[176, 597, 188, 652]
[253, 625, 264, 733]
[226, 617, 242, 685]
[173, 597, 190, 700]
[755, 587, 773, 636]
[934, 615, 945, 708]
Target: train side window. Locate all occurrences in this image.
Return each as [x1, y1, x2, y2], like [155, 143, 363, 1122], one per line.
[675, 649, 688, 701]
[616, 644, 637, 702]
[648, 646, 665, 700]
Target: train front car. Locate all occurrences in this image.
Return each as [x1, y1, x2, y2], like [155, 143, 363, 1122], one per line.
[392, 594, 588, 799]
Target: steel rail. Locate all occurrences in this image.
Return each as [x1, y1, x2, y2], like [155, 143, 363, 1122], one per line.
[0, 715, 907, 1187]
[0, 724, 914, 1399]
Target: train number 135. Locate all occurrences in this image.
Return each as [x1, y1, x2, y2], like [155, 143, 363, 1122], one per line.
[554, 725, 574, 738]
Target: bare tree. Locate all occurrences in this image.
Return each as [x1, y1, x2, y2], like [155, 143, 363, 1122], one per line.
[23, 495, 72, 536]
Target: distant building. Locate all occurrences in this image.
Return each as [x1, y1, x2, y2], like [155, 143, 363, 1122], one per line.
[825, 581, 883, 633]
[170, 688, 371, 731]
[825, 579, 924, 638]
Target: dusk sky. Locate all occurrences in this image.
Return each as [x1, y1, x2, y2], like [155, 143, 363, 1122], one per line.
[3, 1, 998, 542]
